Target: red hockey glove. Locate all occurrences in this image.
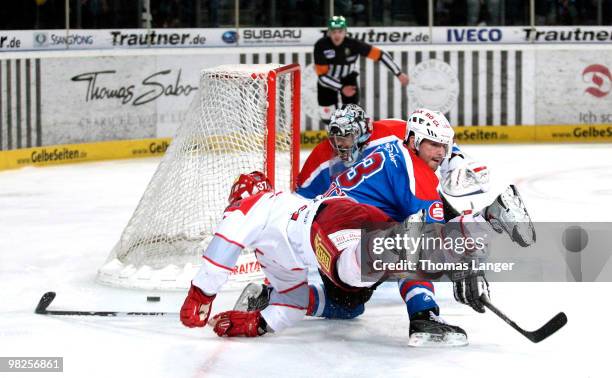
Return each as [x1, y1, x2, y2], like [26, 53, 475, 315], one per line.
[180, 283, 216, 328]
[209, 310, 266, 337]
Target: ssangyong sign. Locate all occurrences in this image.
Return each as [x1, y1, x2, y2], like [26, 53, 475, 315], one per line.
[33, 32, 94, 48]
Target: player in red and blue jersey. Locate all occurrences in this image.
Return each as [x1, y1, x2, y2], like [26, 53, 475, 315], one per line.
[296, 112, 486, 201]
[238, 107, 485, 345]
[319, 107, 470, 341]
[235, 105, 534, 346]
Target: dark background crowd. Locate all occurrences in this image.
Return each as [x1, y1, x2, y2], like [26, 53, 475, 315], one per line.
[1, 0, 611, 30]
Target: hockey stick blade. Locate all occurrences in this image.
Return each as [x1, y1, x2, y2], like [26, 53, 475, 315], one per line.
[34, 292, 175, 317]
[35, 291, 57, 314]
[523, 312, 567, 343]
[480, 294, 567, 343]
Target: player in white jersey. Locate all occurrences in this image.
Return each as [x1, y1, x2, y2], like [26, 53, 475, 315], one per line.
[180, 171, 313, 336]
[180, 171, 403, 336]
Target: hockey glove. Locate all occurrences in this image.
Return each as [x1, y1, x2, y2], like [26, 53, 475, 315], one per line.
[180, 283, 216, 328]
[452, 270, 490, 313]
[440, 153, 490, 197]
[209, 310, 267, 337]
[484, 185, 536, 247]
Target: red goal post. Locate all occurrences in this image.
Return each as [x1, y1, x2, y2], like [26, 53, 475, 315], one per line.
[266, 63, 301, 190]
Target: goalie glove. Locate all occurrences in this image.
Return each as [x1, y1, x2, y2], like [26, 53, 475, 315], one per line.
[180, 283, 216, 328]
[484, 184, 536, 247]
[440, 153, 490, 197]
[209, 310, 267, 337]
[451, 270, 490, 313]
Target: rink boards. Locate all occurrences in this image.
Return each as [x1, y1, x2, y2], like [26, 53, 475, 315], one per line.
[0, 44, 611, 167]
[2, 122, 612, 171]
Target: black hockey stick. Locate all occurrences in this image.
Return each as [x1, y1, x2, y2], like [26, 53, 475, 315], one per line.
[480, 294, 567, 343]
[35, 292, 175, 317]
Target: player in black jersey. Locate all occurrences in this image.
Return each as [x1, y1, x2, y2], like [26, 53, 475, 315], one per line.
[314, 15, 409, 125]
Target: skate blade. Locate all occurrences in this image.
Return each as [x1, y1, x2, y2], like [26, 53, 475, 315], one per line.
[408, 332, 468, 347]
[233, 283, 263, 311]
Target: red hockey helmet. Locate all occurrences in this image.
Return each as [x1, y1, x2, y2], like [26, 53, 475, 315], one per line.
[227, 171, 273, 205]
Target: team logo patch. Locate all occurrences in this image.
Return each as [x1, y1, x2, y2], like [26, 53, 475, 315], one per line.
[428, 201, 444, 221]
[323, 49, 335, 59]
[314, 233, 332, 275]
[328, 229, 361, 250]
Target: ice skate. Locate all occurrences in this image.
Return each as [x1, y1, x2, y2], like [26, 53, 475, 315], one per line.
[233, 283, 271, 311]
[408, 310, 468, 347]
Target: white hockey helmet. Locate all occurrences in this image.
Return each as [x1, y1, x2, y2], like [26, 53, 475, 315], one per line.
[406, 108, 454, 158]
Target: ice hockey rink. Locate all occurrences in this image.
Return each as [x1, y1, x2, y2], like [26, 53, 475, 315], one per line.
[1, 144, 611, 378]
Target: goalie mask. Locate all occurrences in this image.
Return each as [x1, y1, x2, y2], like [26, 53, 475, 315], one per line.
[406, 108, 454, 159]
[227, 171, 273, 205]
[328, 104, 372, 165]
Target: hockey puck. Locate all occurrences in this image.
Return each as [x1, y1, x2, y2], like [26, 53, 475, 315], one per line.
[147, 296, 161, 302]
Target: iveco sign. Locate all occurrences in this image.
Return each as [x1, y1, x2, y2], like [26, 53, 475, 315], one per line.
[447, 28, 502, 42]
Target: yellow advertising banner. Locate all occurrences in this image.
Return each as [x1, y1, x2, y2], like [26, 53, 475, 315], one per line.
[302, 124, 612, 148]
[453, 124, 612, 144]
[2, 125, 611, 171]
[0, 138, 171, 171]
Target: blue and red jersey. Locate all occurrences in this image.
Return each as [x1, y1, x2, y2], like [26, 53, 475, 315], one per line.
[296, 119, 406, 199]
[323, 137, 444, 223]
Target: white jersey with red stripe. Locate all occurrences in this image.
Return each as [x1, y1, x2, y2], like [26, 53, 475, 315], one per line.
[191, 190, 329, 333]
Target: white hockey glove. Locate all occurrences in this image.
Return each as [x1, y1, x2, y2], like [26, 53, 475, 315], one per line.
[484, 185, 536, 247]
[440, 154, 490, 197]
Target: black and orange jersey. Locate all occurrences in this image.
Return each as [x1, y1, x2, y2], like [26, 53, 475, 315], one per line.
[313, 36, 402, 90]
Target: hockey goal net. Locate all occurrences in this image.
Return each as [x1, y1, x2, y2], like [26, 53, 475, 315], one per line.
[97, 64, 301, 290]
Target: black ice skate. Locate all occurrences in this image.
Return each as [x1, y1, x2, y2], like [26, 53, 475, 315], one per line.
[485, 184, 536, 247]
[408, 309, 468, 347]
[233, 283, 271, 311]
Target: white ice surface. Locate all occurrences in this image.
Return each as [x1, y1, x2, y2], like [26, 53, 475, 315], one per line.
[1, 144, 612, 378]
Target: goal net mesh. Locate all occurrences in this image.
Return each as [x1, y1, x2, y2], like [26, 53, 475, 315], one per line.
[97, 64, 299, 290]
